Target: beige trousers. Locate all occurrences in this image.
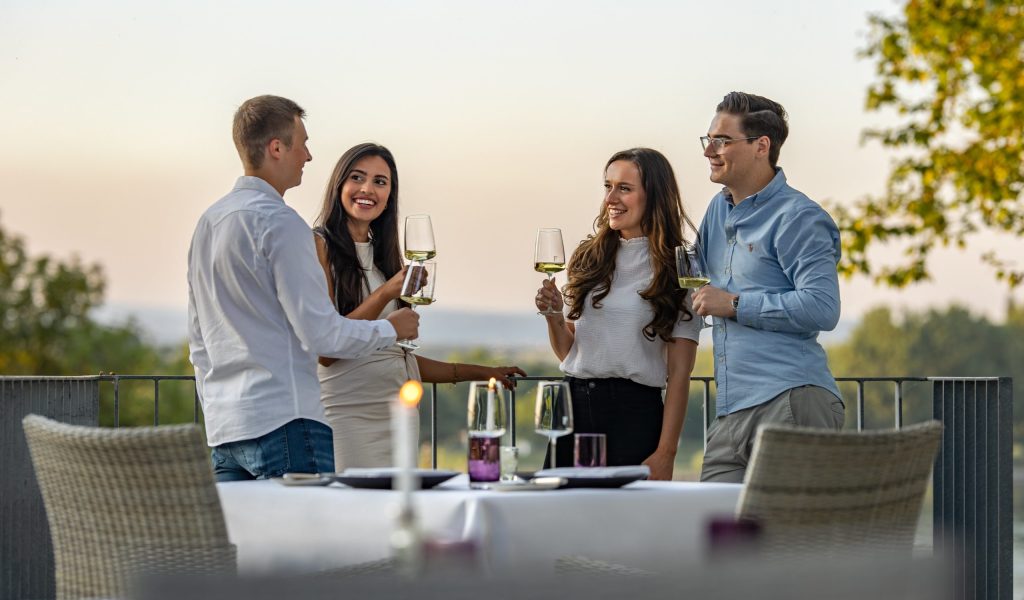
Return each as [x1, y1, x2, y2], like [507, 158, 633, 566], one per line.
[699, 385, 844, 483]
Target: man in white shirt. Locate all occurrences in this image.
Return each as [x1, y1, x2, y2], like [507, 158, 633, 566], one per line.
[187, 95, 419, 481]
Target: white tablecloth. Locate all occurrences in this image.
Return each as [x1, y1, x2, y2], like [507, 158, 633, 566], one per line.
[216, 476, 742, 575]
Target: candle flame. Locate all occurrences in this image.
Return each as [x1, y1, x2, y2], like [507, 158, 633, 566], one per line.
[488, 377, 497, 391]
[399, 380, 422, 407]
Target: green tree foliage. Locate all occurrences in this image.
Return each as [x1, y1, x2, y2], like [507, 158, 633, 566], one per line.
[0, 214, 105, 373]
[0, 214, 195, 425]
[831, 0, 1024, 287]
[828, 303, 1023, 441]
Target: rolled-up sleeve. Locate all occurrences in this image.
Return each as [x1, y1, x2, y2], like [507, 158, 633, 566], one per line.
[735, 208, 841, 333]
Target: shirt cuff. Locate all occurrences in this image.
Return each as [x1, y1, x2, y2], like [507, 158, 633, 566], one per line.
[376, 319, 398, 350]
[735, 292, 759, 327]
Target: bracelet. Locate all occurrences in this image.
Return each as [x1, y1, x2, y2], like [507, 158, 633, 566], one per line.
[452, 362, 460, 383]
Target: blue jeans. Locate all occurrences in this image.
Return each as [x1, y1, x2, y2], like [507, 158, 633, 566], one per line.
[211, 418, 335, 482]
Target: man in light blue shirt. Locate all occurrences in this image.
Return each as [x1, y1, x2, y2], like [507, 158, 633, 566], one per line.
[692, 92, 844, 483]
[188, 95, 420, 481]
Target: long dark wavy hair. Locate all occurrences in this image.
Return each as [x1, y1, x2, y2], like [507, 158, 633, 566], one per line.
[313, 143, 406, 315]
[563, 148, 697, 342]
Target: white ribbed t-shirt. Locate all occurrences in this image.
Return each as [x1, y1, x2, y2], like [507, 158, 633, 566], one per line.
[559, 237, 701, 389]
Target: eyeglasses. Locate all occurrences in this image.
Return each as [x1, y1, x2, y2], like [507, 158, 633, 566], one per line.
[700, 135, 760, 153]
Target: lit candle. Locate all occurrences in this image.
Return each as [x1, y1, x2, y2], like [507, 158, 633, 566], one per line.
[486, 377, 497, 432]
[395, 380, 422, 512]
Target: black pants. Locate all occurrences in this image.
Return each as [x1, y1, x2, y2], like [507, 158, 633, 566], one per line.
[544, 377, 664, 468]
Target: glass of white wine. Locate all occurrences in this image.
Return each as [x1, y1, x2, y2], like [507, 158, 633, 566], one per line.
[404, 215, 436, 262]
[396, 261, 436, 350]
[676, 243, 711, 328]
[535, 380, 573, 469]
[534, 228, 566, 316]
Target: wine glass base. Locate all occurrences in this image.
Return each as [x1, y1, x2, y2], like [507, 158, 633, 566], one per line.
[396, 340, 419, 350]
[536, 309, 562, 317]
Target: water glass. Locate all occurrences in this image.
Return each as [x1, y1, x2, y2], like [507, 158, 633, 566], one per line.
[574, 433, 607, 468]
[499, 446, 519, 481]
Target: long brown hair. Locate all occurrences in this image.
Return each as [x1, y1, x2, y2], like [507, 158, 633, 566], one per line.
[563, 148, 696, 341]
[313, 143, 406, 315]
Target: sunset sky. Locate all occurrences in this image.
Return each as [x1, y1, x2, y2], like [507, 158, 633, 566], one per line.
[3, 0, 1021, 334]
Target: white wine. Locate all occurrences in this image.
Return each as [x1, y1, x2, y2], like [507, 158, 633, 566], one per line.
[405, 250, 437, 261]
[678, 276, 710, 289]
[534, 261, 566, 275]
[401, 295, 435, 306]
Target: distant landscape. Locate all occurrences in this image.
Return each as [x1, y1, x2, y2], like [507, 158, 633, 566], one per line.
[92, 303, 857, 354]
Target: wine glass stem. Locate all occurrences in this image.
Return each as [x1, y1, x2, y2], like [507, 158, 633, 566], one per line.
[549, 438, 558, 469]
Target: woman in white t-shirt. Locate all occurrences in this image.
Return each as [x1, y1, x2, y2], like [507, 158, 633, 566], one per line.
[535, 147, 700, 480]
[313, 143, 525, 470]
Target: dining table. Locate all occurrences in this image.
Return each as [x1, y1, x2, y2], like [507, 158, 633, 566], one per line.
[216, 475, 743, 576]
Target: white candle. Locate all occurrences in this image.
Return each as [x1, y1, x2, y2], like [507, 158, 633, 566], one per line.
[396, 380, 423, 513]
[486, 377, 497, 432]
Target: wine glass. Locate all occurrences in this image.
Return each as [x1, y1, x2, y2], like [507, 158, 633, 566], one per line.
[396, 261, 436, 350]
[534, 228, 566, 316]
[404, 215, 436, 262]
[534, 380, 573, 468]
[467, 380, 507, 484]
[675, 242, 711, 328]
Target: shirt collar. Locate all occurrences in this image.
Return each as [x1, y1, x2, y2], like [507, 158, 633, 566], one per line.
[234, 176, 285, 202]
[721, 167, 787, 207]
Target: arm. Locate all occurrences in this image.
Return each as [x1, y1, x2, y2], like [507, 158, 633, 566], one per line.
[314, 235, 408, 367]
[415, 355, 527, 388]
[642, 338, 698, 481]
[536, 278, 575, 361]
[265, 211, 398, 359]
[736, 209, 841, 333]
[694, 209, 841, 334]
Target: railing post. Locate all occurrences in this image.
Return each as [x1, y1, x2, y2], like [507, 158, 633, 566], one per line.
[430, 383, 437, 469]
[856, 380, 865, 431]
[702, 379, 712, 451]
[931, 377, 1012, 600]
[1, 377, 101, 600]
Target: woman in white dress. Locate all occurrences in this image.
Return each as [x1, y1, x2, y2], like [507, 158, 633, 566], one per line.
[313, 143, 525, 470]
[534, 147, 700, 480]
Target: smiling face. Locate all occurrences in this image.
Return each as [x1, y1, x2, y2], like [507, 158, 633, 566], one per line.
[339, 154, 393, 236]
[604, 159, 647, 240]
[704, 111, 765, 194]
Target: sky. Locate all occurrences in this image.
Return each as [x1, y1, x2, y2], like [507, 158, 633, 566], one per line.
[2, 0, 1021, 334]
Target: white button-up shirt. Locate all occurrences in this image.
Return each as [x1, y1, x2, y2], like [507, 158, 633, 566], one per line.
[187, 176, 397, 446]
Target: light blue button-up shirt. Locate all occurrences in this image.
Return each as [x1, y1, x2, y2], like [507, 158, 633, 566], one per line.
[698, 168, 842, 416]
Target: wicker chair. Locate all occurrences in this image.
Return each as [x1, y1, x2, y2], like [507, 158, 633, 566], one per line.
[22, 415, 236, 599]
[736, 420, 943, 559]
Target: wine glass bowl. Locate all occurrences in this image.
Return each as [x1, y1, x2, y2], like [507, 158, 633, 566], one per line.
[675, 243, 711, 329]
[404, 215, 436, 262]
[534, 380, 573, 469]
[534, 228, 566, 316]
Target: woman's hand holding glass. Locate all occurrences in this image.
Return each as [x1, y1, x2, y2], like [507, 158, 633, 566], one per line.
[534, 279, 564, 317]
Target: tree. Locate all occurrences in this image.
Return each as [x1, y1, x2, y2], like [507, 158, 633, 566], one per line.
[831, 0, 1024, 288]
[0, 212, 105, 373]
[827, 304, 1024, 444]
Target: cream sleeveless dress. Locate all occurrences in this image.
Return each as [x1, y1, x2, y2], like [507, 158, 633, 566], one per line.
[319, 240, 420, 470]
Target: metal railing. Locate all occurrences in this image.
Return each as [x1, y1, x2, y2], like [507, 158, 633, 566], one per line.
[1, 374, 1013, 600]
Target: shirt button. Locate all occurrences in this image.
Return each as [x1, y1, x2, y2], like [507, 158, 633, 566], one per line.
[728, 238, 736, 245]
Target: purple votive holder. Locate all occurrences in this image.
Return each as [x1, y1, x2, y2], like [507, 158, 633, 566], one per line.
[468, 434, 501, 482]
